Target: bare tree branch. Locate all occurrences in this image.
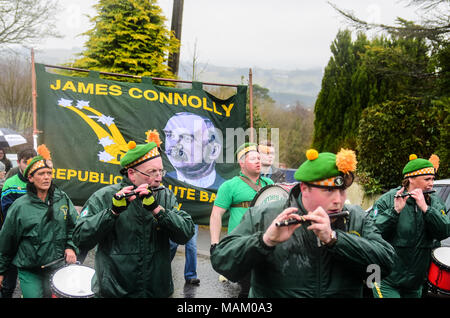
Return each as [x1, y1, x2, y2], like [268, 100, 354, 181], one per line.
[0, 53, 32, 132]
[328, 1, 450, 43]
[0, 0, 61, 46]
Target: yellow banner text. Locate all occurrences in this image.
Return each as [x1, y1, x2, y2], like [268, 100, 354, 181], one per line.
[53, 168, 123, 185]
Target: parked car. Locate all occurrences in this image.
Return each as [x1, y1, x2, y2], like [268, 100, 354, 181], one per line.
[433, 179, 450, 214]
[433, 179, 450, 247]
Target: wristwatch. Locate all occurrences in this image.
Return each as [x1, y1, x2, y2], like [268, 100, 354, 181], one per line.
[321, 230, 337, 247]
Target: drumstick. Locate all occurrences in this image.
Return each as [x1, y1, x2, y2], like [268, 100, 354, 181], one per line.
[275, 211, 350, 227]
[41, 257, 65, 269]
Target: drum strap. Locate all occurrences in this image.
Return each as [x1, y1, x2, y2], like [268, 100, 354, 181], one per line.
[239, 176, 264, 192]
[230, 177, 266, 209]
[231, 201, 252, 208]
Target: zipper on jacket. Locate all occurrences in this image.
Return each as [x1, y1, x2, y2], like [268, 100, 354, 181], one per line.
[316, 243, 321, 297]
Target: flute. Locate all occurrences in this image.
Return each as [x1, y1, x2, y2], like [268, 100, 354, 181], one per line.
[114, 186, 165, 200]
[275, 211, 350, 227]
[394, 189, 436, 198]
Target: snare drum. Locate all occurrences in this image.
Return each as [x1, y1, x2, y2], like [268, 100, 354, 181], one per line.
[250, 182, 298, 207]
[50, 264, 95, 298]
[427, 247, 450, 296]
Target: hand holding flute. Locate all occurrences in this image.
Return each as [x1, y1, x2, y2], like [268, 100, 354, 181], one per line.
[394, 187, 433, 214]
[263, 206, 337, 248]
[112, 184, 165, 215]
[262, 207, 303, 247]
[113, 185, 165, 200]
[394, 189, 435, 198]
[275, 211, 349, 227]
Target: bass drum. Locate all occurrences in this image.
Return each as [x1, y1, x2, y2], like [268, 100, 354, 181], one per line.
[250, 182, 298, 207]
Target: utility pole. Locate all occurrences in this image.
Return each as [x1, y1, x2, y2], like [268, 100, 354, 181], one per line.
[169, 0, 184, 76]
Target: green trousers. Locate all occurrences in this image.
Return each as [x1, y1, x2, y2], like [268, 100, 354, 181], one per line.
[18, 269, 53, 298]
[372, 280, 422, 298]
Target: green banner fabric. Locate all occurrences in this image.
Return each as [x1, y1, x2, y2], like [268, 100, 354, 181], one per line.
[35, 63, 247, 225]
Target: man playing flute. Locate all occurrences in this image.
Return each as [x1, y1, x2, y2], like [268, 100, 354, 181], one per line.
[211, 148, 395, 297]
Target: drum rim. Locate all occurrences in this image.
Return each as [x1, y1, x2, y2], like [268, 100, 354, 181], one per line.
[427, 281, 450, 295]
[250, 184, 291, 207]
[431, 247, 450, 271]
[50, 264, 95, 298]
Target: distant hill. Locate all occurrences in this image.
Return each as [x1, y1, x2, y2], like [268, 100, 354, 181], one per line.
[179, 62, 322, 108]
[33, 47, 323, 108]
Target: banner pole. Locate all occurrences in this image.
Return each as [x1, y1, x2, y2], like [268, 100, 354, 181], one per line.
[40, 64, 240, 88]
[31, 48, 38, 150]
[249, 68, 254, 143]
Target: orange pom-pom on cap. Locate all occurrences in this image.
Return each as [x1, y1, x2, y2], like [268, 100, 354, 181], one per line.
[306, 149, 319, 161]
[37, 144, 51, 160]
[336, 148, 357, 174]
[409, 154, 418, 161]
[145, 129, 162, 147]
[128, 141, 137, 150]
[429, 154, 439, 172]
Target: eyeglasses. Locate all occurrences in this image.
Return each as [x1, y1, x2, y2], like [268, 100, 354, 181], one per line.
[133, 168, 167, 178]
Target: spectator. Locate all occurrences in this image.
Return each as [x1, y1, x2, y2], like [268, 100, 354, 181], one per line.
[258, 140, 286, 183]
[0, 148, 12, 174]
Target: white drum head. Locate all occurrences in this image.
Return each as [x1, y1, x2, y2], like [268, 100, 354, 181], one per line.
[52, 264, 95, 297]
[433, 247, 450, 267]
[251, 185, 290, 207]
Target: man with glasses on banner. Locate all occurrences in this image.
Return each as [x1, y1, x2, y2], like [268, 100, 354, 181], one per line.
[73, 130, 195, 298]
[164, 112, 225, 190]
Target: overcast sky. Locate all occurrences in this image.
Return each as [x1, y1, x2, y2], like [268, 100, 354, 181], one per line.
[37, 0, 421, 70]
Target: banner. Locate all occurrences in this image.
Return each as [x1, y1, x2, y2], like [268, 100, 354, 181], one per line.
[35, 63, 247, 225]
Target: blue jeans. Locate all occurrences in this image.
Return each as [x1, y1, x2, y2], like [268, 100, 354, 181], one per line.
[170, 224, 198, 280]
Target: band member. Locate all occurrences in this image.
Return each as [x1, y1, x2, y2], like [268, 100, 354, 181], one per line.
[0, 145, 78, 298]
[210, 142, 273, 297]
[371, 154, 449, 298]
[0, 147, 37, 298]
[210, 143, 273, 242]
[73, 130, 194, 298]
[210, 148, 395, 297]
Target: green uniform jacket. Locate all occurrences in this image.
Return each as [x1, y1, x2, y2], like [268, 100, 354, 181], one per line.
[373, 187, 449, 290]
[1, 172, 28, 227]
[211, 184, 395, 297]
[0, 187, 79, 274]
[72, 178, 195, 298]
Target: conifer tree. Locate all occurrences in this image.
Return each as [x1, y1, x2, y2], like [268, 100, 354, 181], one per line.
[312, 30, 432, 153]
[73, 0, 179, 81]
[312, 30, 367, 152]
